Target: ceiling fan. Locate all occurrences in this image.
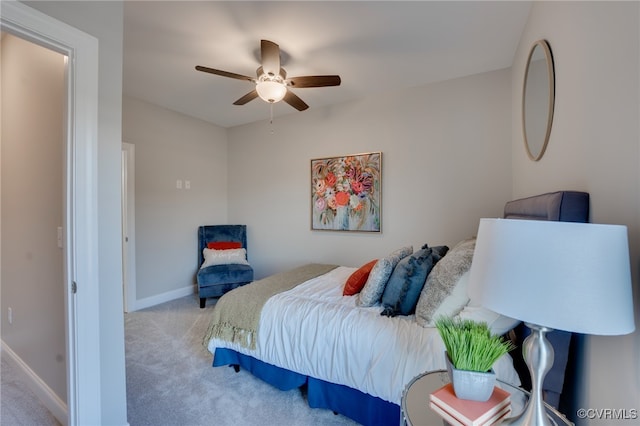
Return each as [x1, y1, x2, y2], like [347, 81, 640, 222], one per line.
[196, 39, 341, 111]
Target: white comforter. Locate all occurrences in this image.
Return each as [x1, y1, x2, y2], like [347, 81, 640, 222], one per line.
[208, 266, 521, 405]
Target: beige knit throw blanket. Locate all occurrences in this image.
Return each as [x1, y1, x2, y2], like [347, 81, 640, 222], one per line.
[203, 263, 338, 350]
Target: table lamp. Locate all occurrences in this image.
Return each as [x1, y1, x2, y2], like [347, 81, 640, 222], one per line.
[467, 218, 635, 426]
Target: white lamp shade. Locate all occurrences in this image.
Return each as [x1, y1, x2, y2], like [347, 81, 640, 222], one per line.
[467, 218, 635, 335]
[256, 80, 287, 103]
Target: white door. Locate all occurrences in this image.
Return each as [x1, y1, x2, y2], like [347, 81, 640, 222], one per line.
[122, 143, 137, 312]
[1, 3, 101, 425]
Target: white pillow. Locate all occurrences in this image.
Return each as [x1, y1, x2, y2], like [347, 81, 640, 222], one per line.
[455, 304, 521, 336]
[422, 270, 471, 326]
[415, 238, 475, 327]
[201, 248, 249, 269]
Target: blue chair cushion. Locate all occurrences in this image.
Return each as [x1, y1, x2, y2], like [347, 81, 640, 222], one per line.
[197, 263, 254, 287]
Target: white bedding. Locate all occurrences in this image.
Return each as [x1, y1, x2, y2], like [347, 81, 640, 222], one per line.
[208, 266, 521, 405]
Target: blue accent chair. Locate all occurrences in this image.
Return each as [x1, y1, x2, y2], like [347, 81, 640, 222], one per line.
[197, 225, 254, 308]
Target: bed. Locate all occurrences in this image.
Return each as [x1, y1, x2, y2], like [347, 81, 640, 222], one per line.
[203, 191, 589, 425]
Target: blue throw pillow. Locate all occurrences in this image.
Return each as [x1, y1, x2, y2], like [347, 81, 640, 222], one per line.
[356, 246, 413, 307]
[381, 245, 448, 317]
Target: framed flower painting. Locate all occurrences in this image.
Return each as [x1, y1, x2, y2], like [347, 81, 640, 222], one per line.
[311, 152, 381, 232]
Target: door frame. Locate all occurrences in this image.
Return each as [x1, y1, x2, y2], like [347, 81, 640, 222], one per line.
[1, 3, 101, 425]
[122, 142, 136, 313]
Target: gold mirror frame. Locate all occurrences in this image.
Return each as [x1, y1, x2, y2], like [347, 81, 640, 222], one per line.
[522, 39, 555, 161]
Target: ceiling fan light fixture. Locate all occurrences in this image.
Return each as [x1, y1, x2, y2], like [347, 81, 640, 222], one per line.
[196, 39, 339, 112]
[256, 79, 287, 103]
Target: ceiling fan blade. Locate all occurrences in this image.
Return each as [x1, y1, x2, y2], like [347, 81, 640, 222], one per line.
[261, 40, 281, 77]
[287, 75, 341, 88]
[233, 90, 259, 105]
[195, 65, 254, 82]
[283, 90, 309, 111]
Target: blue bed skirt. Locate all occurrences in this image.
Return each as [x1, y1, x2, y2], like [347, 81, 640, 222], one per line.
[213, 348, 400, 425]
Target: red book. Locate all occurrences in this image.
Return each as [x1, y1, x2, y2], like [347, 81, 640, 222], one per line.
[429, 383, 511, 426]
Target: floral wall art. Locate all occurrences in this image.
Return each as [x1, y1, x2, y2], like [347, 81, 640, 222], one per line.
[311, 152, 381, 232]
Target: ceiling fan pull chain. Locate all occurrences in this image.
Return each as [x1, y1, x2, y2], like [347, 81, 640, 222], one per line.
[269, 103, 275, 134]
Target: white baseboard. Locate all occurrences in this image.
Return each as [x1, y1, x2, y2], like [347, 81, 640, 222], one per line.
[132, 284, 196, 311]
[1, 341, 68, 425]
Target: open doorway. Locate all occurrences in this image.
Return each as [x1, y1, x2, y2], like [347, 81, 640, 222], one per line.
[1, 30, 67, 422]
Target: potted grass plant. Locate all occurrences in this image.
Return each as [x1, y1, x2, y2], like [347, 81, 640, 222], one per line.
[435, 317, 515, 402]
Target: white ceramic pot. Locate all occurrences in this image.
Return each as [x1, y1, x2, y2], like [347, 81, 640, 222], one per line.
[445, 352, 496, 402]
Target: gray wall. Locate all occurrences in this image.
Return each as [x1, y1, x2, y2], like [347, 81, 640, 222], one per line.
[1, 33, 67, 405]
[122, 62, 513, 303]
[511, 1, 640, 423]
[227, 68, 513, 279]
[124, 66, 514, 298]
[122, 96, 229, 303]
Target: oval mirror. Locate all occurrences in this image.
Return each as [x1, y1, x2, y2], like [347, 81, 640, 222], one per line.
[522, 39, 555, 161]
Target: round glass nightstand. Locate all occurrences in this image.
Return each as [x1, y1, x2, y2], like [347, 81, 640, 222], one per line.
[400, 370, 573, 426]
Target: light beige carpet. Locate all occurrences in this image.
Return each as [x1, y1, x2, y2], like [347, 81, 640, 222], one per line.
[0, 356, 61, 426]
[125, 294, 358, 426]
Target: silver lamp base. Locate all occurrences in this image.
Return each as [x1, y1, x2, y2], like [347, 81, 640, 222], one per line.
[503, 323, 554, 426]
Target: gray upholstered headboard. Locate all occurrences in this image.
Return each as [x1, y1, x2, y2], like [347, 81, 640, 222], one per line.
[502, 191, 589, 414]
[504, 191, 589, 223]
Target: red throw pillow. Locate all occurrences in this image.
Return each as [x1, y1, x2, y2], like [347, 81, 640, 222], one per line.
[343, 260, 378, 296]
[207, 241, 242, 250]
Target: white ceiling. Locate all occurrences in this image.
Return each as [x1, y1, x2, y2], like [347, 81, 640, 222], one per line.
[123, 1, 532, 128]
